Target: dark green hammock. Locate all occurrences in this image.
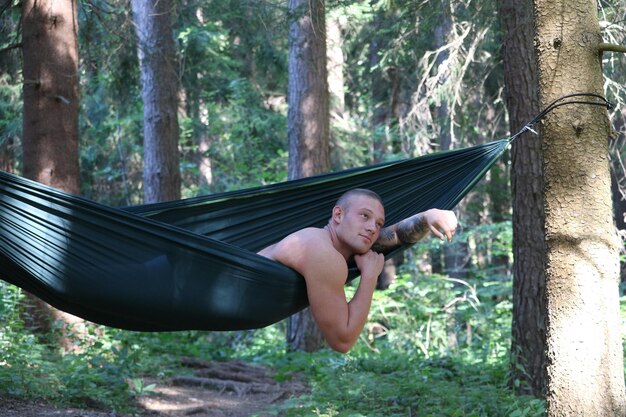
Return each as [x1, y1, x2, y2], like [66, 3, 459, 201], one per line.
[0, 139, 509, 331]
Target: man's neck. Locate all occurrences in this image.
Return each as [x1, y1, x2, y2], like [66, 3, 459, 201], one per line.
[324, 223, 353, 262]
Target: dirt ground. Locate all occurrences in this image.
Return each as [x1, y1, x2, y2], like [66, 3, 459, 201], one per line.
[0, 359, 308, 417]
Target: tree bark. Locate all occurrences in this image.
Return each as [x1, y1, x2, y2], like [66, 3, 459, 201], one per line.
[500, 0, 547, 396]
[22, 0, 80, 192]
[0, 8, 19, 174]
[326, 13, 345, 119]
[21, 0, 84, 348]
[131, 0, 181, 203]
[366, 6, 405, 288]
[287, 0, 330, 180]
[369, 6, 390, 162]
[0, 138, 14, 173]
[428, 2, 471, 291]
[533, 0, 626, 414]
[429, 0, 453, 151]
[286, 0, 329, 352]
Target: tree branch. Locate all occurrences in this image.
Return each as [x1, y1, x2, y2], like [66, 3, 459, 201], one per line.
[599, 43, 626, 54]
[0, 42, 22, 54]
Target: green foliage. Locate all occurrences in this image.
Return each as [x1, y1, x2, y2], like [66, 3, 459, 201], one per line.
[0, 285, 57, 399]
[74, 0, 293, 200]
[0, 73, 21, 152]
[202, 79, 288, 192]
[270, 351, 544, 417]
[77, 1, 144, 205]
[0, 290, 136, 409]
[361, 272, 511, 359]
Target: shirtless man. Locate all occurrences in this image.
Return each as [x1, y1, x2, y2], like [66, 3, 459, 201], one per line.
[258, 188, 457, 353]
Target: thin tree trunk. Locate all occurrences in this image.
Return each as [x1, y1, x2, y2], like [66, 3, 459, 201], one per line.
[500, 0, 547, 396]
[533, 0, 626, 414]
[0, 138, 14, 173]
[609, 110, 626, 285]
[286, 0, 329, 352]
[21, 0, 84, 349]
[429, 0, 453, 151]
[0, 8, 19, 174]
[369, 6, 390, 161]
[428, 2, 471, 294]
[327, 13, 345, 119]
[131, 0, 181, 203]
[366, 5, 405, 288]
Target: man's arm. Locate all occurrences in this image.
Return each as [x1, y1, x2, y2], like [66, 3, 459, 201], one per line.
[303, 249, 384, 353]
[371, 208, 458, 253]
[265, 232, 385, 353]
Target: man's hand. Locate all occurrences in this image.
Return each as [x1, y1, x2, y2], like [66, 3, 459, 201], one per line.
[354, 250, 385, 280]
[421, 209, 458, 242]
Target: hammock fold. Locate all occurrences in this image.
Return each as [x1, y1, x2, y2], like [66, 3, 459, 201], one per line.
[0, 139, 509, 331]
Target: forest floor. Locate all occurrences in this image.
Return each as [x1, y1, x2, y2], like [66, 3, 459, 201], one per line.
[0, 359, 308, 417]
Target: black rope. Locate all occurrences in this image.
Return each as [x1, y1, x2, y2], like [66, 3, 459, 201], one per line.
[508, 93, 614, 143]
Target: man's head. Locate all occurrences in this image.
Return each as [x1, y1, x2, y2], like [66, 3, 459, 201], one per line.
[335, 188, 384, 211]
[330, 189, 385, 254]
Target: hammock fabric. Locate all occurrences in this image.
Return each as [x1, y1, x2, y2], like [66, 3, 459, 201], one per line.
[0, 139, 509, 331]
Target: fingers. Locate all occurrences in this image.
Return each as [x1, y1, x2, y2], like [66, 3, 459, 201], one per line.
[429, 224, 445, 241]
[428, 211, 458, 242]
[354, 251, 385, 278]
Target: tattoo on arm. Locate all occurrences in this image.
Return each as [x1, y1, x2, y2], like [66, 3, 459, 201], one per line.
[371, 214, 429, 252]
[396, 214, 427, 244]
[371, 228, 397, 252]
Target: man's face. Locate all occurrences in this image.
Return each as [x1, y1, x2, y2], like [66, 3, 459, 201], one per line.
[336, 195, 385, 254]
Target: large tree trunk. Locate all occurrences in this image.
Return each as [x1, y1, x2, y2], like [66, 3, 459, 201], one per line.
[21, 0, 84, 348]
[287, 0, 330, 180]
[131, 0, 181, 203]
[22, 0, 80, 192]
[286, 0, 329, 352]
[500, 0, 547, 396]
[533, 0, 626, 414]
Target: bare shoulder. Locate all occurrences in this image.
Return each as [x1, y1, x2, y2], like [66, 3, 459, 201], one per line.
[260, 228, 347, 280]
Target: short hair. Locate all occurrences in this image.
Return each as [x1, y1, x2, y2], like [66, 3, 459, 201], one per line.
[335, 188, 384, 209]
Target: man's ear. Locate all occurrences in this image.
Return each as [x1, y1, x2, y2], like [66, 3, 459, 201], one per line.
[331, 205, 344, 223]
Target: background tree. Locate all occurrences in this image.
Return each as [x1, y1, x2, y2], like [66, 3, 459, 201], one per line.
[285, 0, 330, 353]
[20, 0, 84, 347]
[425, 1, 471, 287]
[0, 2, 20, 173]
[500, 0, 546, 396]
[533, 0, 626, 414]
[131, 0, 181, 203]
[364, 4, 404, 289]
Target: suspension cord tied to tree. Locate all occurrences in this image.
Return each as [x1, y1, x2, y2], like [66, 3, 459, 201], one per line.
[508, 92, 614, 143]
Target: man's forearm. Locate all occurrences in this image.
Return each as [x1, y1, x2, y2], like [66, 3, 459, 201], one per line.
[371, 213, 428, 252]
